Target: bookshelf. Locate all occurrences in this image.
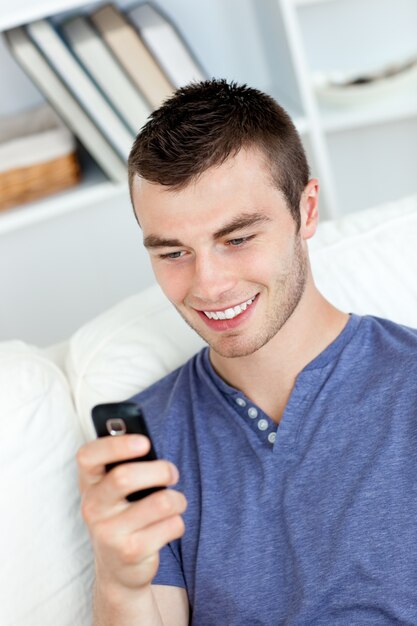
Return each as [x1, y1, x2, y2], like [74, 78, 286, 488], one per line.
[1, 0, 416, 345]
[282, 0, 417, 214]
[0, 154, 119, 235]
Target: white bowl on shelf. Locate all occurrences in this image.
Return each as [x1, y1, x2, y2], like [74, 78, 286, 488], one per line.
[313, 56, 417, 107]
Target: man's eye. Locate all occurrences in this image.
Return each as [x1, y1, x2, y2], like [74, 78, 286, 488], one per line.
[227, 235, 254, 247]
[160, 251, 184, 260]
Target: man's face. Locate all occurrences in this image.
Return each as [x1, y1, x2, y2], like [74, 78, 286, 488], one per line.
[132, 148, 313, 359]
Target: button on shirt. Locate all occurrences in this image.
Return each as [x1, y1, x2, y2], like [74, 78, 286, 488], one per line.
[130, 314, 417, 625]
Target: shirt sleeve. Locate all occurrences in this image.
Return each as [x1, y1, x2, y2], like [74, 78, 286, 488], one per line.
[152, 541, 186, 588]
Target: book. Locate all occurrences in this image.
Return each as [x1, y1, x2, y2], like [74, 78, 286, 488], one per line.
[4, 27, 127, 184]
[60, 15, 151, 135]
[90, 4, 174, 110]
[26, 18, 134, 161]
[128, 3, 206, 88]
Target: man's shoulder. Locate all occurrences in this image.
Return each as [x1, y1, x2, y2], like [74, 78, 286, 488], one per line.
[360, 314, 417, 346]
[355, 314, 417, 368]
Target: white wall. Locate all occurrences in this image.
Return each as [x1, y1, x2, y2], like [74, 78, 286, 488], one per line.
[0, 186, 156, 345]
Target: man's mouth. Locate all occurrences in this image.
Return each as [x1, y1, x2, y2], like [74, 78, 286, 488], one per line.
[201, 295, 258, 320]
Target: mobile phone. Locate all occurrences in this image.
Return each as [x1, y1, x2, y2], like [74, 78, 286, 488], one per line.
[91, 401, 164, 502]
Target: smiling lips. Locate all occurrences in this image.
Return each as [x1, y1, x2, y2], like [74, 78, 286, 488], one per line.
[202, 296, 257, 321]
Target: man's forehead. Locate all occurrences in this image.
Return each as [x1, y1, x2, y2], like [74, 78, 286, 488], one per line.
[131, 174, 189, 211]
[131, 147, 273, 196]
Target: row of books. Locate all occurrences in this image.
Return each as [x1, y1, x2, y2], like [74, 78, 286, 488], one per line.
[5, 3, 206, 183]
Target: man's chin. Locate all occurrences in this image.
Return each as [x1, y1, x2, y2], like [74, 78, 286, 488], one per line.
[173, 305, 269, 358]
[210, 346, 257, 359]
[208, 335, 269, 359]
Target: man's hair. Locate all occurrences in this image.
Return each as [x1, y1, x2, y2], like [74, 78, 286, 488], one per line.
[128, 79, 310, 229]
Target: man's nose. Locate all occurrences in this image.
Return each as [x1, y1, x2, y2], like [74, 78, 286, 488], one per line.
[191, 252, 237, 304]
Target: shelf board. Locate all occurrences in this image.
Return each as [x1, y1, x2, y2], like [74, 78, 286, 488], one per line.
[0, 0, 91, 30]
[318, 84, 417, 133]
[0, 167, 127, 235]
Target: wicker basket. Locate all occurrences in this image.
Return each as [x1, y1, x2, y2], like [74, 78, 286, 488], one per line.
[0, 103, 81, 211]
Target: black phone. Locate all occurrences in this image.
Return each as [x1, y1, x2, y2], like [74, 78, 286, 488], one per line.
[91, 401, 164, 502]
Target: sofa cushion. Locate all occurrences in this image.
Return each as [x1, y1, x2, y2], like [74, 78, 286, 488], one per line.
[67, 193, 417, 440]
[66, 286, 205, 440]
[310, 193, 417, 327]
[0, 342, 93, 626]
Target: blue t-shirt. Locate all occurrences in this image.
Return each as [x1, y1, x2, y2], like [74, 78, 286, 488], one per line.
[130, 314, 417, 625]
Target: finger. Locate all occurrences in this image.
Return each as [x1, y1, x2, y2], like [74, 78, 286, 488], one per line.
[82, 460, 180, 524]
[77, 435, 151, 491]
[112, 514, 186, 567]
[105, 488, 188, 537]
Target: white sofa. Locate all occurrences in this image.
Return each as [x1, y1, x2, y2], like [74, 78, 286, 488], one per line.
[2, 193, 417, 626]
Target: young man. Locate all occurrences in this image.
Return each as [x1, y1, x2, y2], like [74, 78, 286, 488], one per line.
[77, 80, 417, 625]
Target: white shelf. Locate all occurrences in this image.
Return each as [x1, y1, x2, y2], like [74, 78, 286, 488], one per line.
[318, 84, 417, 132]
[0, 166, 126, 235]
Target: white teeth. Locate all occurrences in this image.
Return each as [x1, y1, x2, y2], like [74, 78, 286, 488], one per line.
[203, 296, 256, 320]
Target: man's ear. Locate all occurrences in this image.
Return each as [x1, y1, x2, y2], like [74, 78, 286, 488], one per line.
[299, 179, 319, 240]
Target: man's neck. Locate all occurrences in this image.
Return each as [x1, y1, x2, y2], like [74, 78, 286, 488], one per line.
[209, 284, 349, 424]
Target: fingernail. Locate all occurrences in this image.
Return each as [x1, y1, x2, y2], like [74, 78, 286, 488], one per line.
[129, 436, 147, 451]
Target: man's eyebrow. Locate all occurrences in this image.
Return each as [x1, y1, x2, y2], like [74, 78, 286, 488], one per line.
[213, 212, 272, 240]
[143, 235, 184, 249]
[143, 212, 271, 249]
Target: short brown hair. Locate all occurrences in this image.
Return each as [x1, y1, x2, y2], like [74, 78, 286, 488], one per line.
[128, 79, 310, 228]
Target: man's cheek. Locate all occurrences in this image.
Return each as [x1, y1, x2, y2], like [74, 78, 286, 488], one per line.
[155, 269, 187, 305]
[151, 264, 172, 296]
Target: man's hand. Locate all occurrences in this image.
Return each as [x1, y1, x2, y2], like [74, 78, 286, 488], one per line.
[77, 434, 187, 594]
